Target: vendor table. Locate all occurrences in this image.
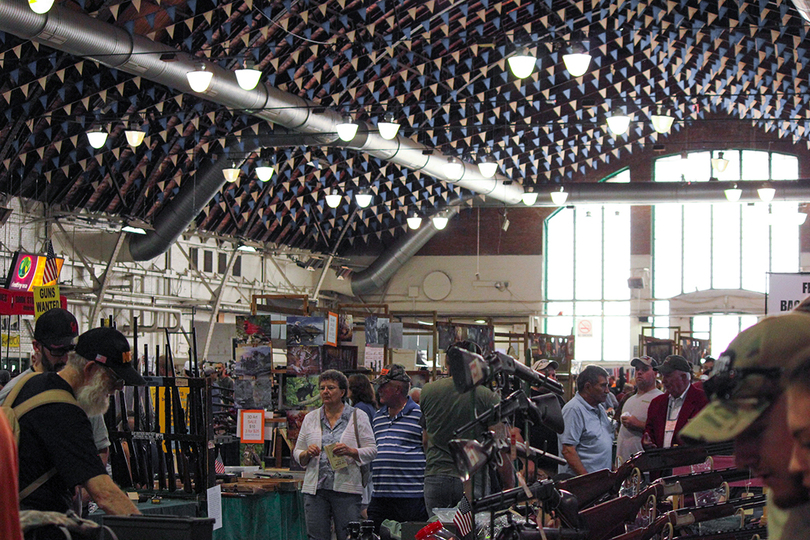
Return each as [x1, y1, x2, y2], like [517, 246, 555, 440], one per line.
[213, 490, 306, 540]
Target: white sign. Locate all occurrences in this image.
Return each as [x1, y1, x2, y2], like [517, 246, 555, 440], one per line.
[207, 485, 222, 530]
[577, 319, 593, 337]
[767, 273, 810, 314]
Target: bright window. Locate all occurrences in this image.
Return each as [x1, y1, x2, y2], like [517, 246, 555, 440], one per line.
[652, 149, 800, 345]
[544, 170, 631, 361]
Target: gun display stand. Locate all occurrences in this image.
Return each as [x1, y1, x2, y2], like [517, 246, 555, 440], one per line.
[106, 374, 216, 496]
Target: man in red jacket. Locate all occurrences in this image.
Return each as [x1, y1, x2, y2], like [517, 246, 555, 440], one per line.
[643, 355, 708, 449]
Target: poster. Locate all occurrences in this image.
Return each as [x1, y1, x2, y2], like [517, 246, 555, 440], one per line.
[388, 323, 403, 349]
[284, 375, 321, 408]
[236, 315, 274, 344]
[233, 377, 275, 409]
[286, 345, 321, 376]
[766, 272, 810, 314]
[365, 316, 378, 345]
[338, 313, 353, 342]
[234, 345, 274, 377]
[365, 346, 384, 371]
[286, 316, 325, 346]
[322, 345, 357, 372]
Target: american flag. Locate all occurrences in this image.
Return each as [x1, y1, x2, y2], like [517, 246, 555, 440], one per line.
[453, 494, 473, 540]
[215, 452, 225, 474]
[42, 240, 59, 285]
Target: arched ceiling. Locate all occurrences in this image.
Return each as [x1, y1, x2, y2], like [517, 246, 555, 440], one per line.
[0, 0, 808, 254]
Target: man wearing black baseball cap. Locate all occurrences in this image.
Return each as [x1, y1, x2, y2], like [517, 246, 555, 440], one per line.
[642, 355, 707, 449]
[12, 327, 143, 515]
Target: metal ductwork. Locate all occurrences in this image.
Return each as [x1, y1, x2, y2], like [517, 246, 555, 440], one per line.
[127, 132, 335, 261]
[351, 205, 463, 297]
[0, 0, 525, 205]
[525, 179, 810, 205]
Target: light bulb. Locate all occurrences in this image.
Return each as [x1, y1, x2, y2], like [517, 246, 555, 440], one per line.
[336, 115, 358, 141]
[28, 0, 54, 14]
[223, 166, 240, 182]
[445, 157, 464, 179]
[507, 47, 536, 79]
[255, 165, 274, 181]
[758, 186, 775, 203]
[521, 191, 538, 206]
[651, 112, 674, 134]
[606, 112, 631, 136]
[478, 154, 498, 178]
[377, 113, 400, 140]
[325, 190, 342, 208]
[724, 185, 742, 202]
[187, 65, 213, 92]
[87, 129, 108, 149]
[235, 66, 262, 90]
[711, 152, 729, 173]
[432, 215, 449, 230]
[355, 193, 373, 208]
[563, 52, 591, 77]
[125, 129, 145, 147]
[550, 187, 569, 206]
[407, 215, 423, 230]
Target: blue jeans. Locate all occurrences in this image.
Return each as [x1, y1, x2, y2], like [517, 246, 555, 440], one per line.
[423, 475, 463, 517]
[304, 490, 362, 540]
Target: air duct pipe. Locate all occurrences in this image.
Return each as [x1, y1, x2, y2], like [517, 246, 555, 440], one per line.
[0, 0, 525, 204]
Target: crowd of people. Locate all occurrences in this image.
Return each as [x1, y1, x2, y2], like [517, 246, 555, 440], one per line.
[8, 304, 810, 540]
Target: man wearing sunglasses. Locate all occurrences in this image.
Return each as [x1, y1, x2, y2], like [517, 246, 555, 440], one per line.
[680, 308, 810, 540]
[12, 327, 145, 516]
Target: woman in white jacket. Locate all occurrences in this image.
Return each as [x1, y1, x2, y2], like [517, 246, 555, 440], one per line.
[295, 370, 377, 540]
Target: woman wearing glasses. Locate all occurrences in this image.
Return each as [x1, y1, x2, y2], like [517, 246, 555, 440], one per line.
[295, 370, 377, 540]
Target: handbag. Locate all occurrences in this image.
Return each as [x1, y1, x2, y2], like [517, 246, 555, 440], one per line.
[353, 409, 372, 487]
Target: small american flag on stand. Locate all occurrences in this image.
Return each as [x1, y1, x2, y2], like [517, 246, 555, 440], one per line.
[215, 452, 226, 474]
[453, 494, 473, 540]
[42, 240, 59, 285]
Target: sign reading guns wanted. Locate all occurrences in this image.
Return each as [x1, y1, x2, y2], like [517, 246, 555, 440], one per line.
[766, 272, 810, 314]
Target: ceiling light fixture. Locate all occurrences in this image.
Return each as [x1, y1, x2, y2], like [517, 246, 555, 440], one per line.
[234, 60, 262, 91]
[336, 115, 358, 141]
[377, 112, 400, 140]
[550, 186, 569, 206]
[325, 189, 342, 209]
[187, 64, 213, 92]
[355, 192, 373, 208]
[432, 213, 449, 230]
[407, 214, 423, 230]
[124, 125, 146, 147]
[87, 128, 108, 149]
[562, 42, 591, 77]
[255, 164, 274, 182]
[507, 46, 536, 79]
[606, 110, 631, 136]
[724, 183, 742, 202]
[521, 187, 538, 206]
[28, 0, 54, 14]
[236, 243, 257, 252]
[758, 184, 776, 203]
[445, 156, 465, 179]
[477, 153, 498, 178]
[222, 164, 240, 182]
[711, 152, 729, 173]
[651, 108, 674, 134]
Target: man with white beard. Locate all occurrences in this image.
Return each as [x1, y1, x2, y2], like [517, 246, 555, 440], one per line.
[12, 327, 144, 515]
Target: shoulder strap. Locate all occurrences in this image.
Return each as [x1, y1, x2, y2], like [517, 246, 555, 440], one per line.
[353, 408, 360, 446]
[3, 371, 38, 407]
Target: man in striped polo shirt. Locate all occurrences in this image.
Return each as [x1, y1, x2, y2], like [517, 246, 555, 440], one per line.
[367, 364, 428, 532]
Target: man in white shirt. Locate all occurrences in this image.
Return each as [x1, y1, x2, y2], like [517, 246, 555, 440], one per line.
[616, 356, 663, 463]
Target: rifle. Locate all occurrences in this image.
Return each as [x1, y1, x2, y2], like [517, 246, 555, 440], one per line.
[580, 468, 753, 540]
[557, 442, 735, 509]
[672, 524, 767, 540]
[608, 495, 766, 540]
[472, 480, 583, 530]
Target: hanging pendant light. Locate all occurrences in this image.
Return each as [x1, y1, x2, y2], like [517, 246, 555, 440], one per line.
[550, 186, 569, 206]
[28, 0, 54, 13]
[377, 112, 400, 140]
[507, 46, 536, 79]
[606, 109, 631, 136]
[87, 128, 108, 149]
[521, 187, 538, 206]
[235, 60, 262, 91]
[724, 183, 742, 202]
[758, 183, 776, 203]
[432, 213, 449, 230]
[336, 115, 358, 141]
[478, 153, 498, 178]
[325, 189, 342, 209]
[651, 108, 674, 134]
[222, 163, 240, 182]
[445, 156, 464, 179]
[562, 42, 591, 77]
[407, 214, 423, 230]
[187, 64, 213, 92]
[711, 152, 729, 173]
[355, 192, 373, 208]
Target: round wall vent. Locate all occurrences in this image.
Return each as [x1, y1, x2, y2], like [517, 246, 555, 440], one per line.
[422, 271, 452, 301]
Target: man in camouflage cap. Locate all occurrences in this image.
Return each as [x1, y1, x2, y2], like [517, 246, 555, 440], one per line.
[681, 306, 810, 539]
